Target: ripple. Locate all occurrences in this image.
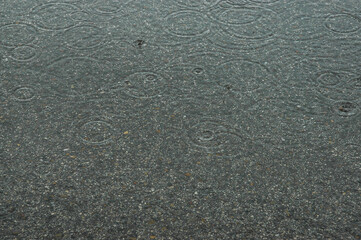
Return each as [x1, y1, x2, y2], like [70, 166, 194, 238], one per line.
[332, 100, 359, 117]
[212, 8, 262, 25]
[12, 86, 36, 102]
[316, 83, 361, 102]
[275, 56, 358, 90]
[88, 0, 131, 15]
[325, 13, 360, 34]
[249, 0, 280, 3]
[9, 45, 38, 62]
[174, 0, 221, 9]
[120, 71, 167, 99]
[89, 38, 134, 62]
[0, 23, 38, 47]
[164, 51, 228, 97]
[224, 0, 249, 6]
[30, 3, 81, 30]
[164, 10, 210, 37]
[215, 59, 277, 100]
[313, 67, 361, 102]
[61, 25, 106, 50]
[165, 64, 210, 97]
[209, 6, 277, 39]
[73, 117, 115, 145]
[207, 6, 277, 49]
[0, 69, 46, 102]
[348, 76, 361, 88]
[187, 118, 250, 157]
[316, 71, 344, 86]
[275, 2, 333, 41]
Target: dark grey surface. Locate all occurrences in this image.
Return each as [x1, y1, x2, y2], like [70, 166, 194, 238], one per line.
[0, 0, 360, 239]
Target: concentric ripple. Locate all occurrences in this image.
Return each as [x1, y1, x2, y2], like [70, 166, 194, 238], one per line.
[165, 63, 210, 97]
[275, 2, 334, 41]
[316, 80, 361, 102]
[12, 86, 36, 102]
[209, 6, 277, 39]
[9, 45, 38, 62]
[0, 23, 38, 47]
[164, 10, 210, 37]
[207, 6, 278, 49]
[187, 119, 247, 157]
[73, 116, 115, 145]
[120, 71, 167, 99]
[61, 25, 106, 50]
[88, 0, 132, 15]
[249, 0, 280, 3]
[164, 51, 230, 98]
[0, 69, 44, 102]
[325, 13, 361, 34]
[30, 3, 81, 30]
[174, 0, 221, 9]
[215, 59, 276, 97]
[316, 71, 344, 86]
[225, 0, 249, 6]
[332, 100, 359, 117]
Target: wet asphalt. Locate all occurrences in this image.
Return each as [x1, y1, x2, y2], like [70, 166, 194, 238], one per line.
[0, 0, 360, 239]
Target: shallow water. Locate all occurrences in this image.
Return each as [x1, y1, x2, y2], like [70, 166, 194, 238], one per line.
[1, 0, 360, 239]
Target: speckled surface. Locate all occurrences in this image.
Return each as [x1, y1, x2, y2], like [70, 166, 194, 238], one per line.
[0, 0, 360, 239]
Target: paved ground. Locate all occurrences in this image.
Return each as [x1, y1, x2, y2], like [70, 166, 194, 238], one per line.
[0, 0, 360, 239]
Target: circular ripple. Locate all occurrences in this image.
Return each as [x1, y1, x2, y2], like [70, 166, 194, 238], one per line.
[225, 0, 249, 6]
[0, 23, 37, 47]
[274, 55, 359, 90]
[12, 86, 36, 101]
[164, 51, 230, 98]
[209, 6, 277, 39]
[192, 67, 204, 75]
[74, 117, 115, 145]
[316, 71, 344, 86]
[164, 10, 210, 37]
[207, 6, 277, 49]
[249, 0, 280, 3]
[332, 100, 359, 117]
[348, 76, 361, 88]
[175, 0, 221, 9]
[61, 25, 106, 50]
[30, 3, 81, 30]
[187, 119, 246, 157]
[9, 45, 37, 62]
[270, 88, 325, 119]
[166, 51, 229, 98]
[325, 13, 360, 33]
[89, 0, 131, 15]
[165, 63, 210, 97]
[216, 59, 276, 97]
[0, 69, 44, 101]
[172, 65, 207, 77]
[89, 38, 134, 62]
[46, 57, 112, 97]
[275, 2, 333, 41]
[316, 82, 361, 101]
[279, 16, 326, 41]
[207, 30, 275, 50]
[215, 8, 262, 25]
[120, 71, 167, 99]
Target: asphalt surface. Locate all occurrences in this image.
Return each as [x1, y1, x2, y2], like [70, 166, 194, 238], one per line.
[0, 0, 360, 239]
